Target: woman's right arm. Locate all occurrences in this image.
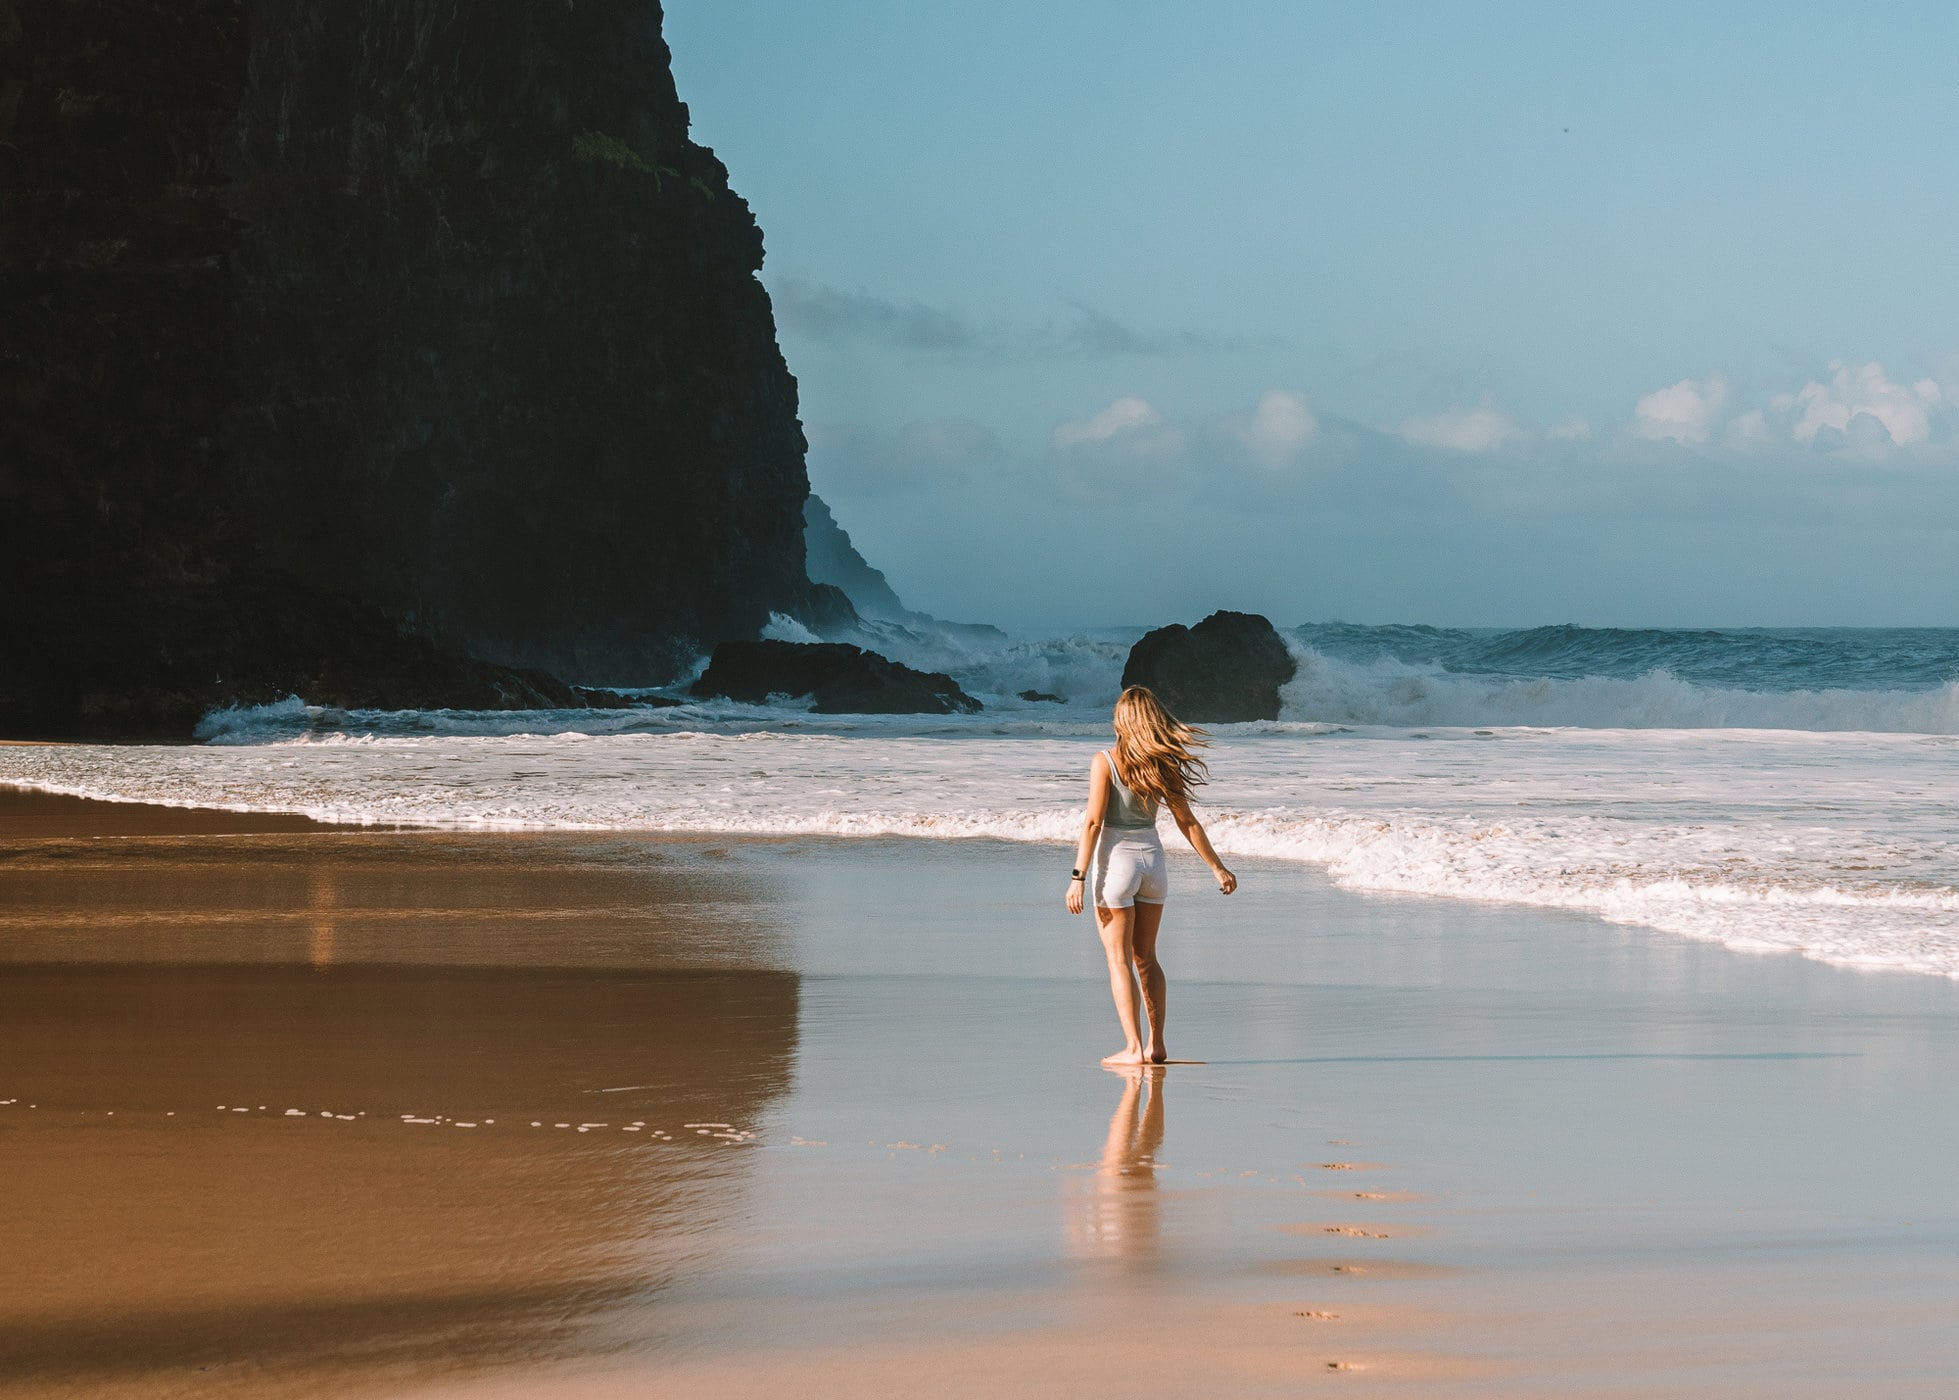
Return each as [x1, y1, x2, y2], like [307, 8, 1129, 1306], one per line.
[1167, 793, 1237, 895]
[1065, 754, 1111, 914]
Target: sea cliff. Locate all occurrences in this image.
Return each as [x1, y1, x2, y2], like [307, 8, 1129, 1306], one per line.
[0, 0, 823, 736]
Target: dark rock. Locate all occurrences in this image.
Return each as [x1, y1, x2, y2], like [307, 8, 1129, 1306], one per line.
[799, 584, 863, 638]
[1018, 689, 1064, 704]
[941, 620, 1013, 645]
[691, 641, 981, 715]
[0, 568, 691, 740]
[573, 687, 681, 710]
[218, 0, 824, 681]
[1120, 611, 1298, 723]
[1, 0, 828, 738]
[805, 495, 910, 622]
[803, 494, 1009, 648]
[0, 571, 587, 742]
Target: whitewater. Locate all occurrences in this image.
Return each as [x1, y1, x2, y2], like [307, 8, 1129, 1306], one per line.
[4, 623, 1956, 979]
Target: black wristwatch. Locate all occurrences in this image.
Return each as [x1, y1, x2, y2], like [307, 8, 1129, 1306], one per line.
[1070, 868, 1084, 881]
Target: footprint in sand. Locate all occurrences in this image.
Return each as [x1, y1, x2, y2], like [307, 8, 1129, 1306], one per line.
[1261, 1258, 1456, 1281]
[1325, 1189, 1429, 1203]
[1274, 1222, 1411, 1240]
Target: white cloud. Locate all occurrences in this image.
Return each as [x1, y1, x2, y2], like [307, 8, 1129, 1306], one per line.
[1625, 361, 1956, 458]
[1047, 390, 1329, 497]
[1393, 406, 1520, 453]
[1547, 417, 1591, 442]
[1230, 390, 1319, 465]
[1050, 395, 1190, 465]
[1774, 361, 1940, 449]
[1631, 375, 1729, 444]
[1052, 395, 1159, 447]
[1724, 408, 1773, 450]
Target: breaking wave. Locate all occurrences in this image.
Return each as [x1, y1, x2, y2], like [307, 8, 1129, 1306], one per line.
[1276, 647, 1959, 734]
[4, 722, 1956, 979]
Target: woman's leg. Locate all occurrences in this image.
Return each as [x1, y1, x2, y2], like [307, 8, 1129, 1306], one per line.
[1131, 901, 1168, 1063]
[1137, 1065, 1166, 1157]
[1096, 905, 1146, 1065]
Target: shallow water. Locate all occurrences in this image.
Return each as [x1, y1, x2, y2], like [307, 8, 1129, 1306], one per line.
[8, 720, 1956, 978]
[4, 801, 1958, 1396]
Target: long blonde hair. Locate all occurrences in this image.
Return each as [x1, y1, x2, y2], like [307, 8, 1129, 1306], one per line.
[1110, 686, 1208, 804]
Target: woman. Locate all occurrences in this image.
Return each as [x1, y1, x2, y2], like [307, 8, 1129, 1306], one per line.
[1065, 686, 1236, 1065]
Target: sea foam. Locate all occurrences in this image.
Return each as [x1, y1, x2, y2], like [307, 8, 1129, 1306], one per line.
[5, 722, 1955, 980]
[14, 621, 1957, 978]
[188, 637, 1959, 747]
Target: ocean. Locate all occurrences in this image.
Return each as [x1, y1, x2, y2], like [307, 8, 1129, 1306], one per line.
[5, 621, 1956, 979]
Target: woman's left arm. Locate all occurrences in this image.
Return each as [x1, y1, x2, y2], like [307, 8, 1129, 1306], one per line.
[1167, 794, 1237, 895]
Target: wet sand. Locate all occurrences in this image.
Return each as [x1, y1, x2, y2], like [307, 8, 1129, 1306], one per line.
[3, 787, 1958, 1397]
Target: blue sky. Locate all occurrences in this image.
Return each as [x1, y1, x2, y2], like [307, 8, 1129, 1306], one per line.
[665, 2, 1959, 628]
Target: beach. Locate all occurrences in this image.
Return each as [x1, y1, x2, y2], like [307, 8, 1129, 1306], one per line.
[14, 2, 1958, 1393]
[5, 785, 1957, 1397]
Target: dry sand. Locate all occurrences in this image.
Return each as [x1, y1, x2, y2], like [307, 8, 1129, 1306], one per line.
[2, 787, 1957, 1398]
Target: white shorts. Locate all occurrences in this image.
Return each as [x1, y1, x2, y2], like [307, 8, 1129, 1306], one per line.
[1094, 827, 1167, 909]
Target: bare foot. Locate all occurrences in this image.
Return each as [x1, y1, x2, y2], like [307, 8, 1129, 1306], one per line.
[1101, 1047, 1146, 1066]
[1145, 1044, 1167, 1064]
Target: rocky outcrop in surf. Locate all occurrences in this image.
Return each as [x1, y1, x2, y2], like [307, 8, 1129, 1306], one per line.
[1121, 611, 1297, 723]
[692, 641, 982, 715]
[803, 493, 1009, 659]
[0, 570, 680, 742]
[805, 496, 914, 623]
[0, 1, 824, 737]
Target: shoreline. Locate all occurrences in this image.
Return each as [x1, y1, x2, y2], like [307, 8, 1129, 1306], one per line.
[0, 782, 417, 835]
[8, 770, 1956, 988]
[3, 793, 1957, 1396]
[0, 785, 349, 837]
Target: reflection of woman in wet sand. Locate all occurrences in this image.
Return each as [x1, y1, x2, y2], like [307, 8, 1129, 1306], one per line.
[1064, 1066, 1168, 1262]
[1065, 686, 1236, 1065]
